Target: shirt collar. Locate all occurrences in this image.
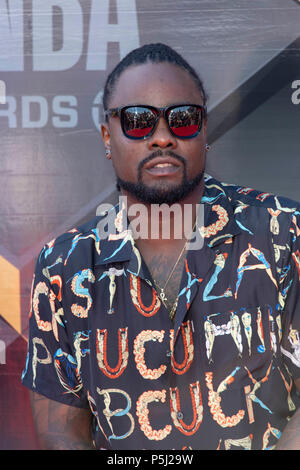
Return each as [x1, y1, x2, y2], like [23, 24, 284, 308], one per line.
[95, 174, 243, 268]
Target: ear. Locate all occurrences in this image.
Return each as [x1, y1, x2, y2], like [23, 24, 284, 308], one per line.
[101, 123, 111, 159]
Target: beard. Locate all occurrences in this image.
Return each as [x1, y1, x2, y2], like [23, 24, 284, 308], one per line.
[116, 151, 204, 204]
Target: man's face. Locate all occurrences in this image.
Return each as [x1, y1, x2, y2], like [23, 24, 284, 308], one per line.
[101, 62, 207, 204]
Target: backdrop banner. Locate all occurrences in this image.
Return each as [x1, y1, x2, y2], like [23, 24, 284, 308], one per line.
[0, 0, 300, 449]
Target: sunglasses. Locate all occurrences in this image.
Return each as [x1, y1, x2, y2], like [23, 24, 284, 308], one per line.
[104, 104, 206, 140]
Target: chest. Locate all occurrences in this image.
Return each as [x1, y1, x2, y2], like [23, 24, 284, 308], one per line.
[139, 244, 187, 315]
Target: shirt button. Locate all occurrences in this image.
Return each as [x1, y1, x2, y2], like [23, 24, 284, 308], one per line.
[177, 412, 184, 420]
[166, 350, 172, 357]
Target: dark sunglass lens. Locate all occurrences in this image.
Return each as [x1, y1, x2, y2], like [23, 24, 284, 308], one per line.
[123, 107, 156, 138]
[168, 106, 201, 137]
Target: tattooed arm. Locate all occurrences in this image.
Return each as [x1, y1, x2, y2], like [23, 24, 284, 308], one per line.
[275, 379, 300, 450]
[30, 390, 95, 450]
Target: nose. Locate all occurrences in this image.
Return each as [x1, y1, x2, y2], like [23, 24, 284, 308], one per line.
[147, 116, 177, 149]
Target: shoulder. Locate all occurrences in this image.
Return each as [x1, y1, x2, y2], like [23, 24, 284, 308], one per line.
[204, 175, 300, 245]
[36, 214, 105, 270]
[205, 174, 300, 212]
[220, 179, 300, 212]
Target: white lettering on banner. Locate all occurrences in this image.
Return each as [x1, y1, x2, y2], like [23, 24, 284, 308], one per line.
[87, 0, 139, 70]
[32, 0, 83, 71]
[91, 90, 103, 131]
[0, 79, 6, 104]
[0, 96, 17, 127]
[0, 0, 139, 71]
[0, 95, 78, 128]
[0, 340, 6, 364]
[0, 0, 24, 71]
[291, 80, 300, 105]
[22, 96, 49, 128]
[52, 95, 78, 127]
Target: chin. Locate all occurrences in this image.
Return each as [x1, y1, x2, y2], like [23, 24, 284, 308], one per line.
[117, 172, 204, 205]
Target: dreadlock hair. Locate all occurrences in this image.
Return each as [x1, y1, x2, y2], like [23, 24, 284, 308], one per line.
[102, 43, 207, 112]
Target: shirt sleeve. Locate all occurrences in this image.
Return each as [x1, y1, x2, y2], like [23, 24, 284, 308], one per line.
[21, 245, 89, 408]
[280, 211, 300, 380]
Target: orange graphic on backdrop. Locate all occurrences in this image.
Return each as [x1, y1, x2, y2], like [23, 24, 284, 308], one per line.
[0, 255, 22, 334]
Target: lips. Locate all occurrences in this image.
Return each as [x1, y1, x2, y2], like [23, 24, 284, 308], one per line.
[143, 157, 182, 176]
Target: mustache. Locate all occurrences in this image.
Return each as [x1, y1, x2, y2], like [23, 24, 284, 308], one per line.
[137, 150, 186, 173]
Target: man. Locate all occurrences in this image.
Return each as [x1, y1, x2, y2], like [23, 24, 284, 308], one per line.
[22, 43, 300, 450]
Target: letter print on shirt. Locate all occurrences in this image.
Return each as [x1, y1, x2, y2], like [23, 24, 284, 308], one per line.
[235, 244, 277, 299]
[69, 268, 95, 318]
[97, 387, 135, 442]
[136, 389, 172, 441]
[98, 267, 125, 314]
[133, 330, 167, 380]
[73, 330, 90, 377]
[204, 312, 243, 363]
[129, 274, 161, 317]
[53, 348, 83, 397]
[205, 370, 245, 427]
[169, 381, 203, 436]
[203, 252, 232, 301]
[169, 321, 194, 375]
[96, 328, 129, 379]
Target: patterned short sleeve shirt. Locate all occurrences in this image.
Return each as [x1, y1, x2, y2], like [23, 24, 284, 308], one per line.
[22, 175, 300, 450]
